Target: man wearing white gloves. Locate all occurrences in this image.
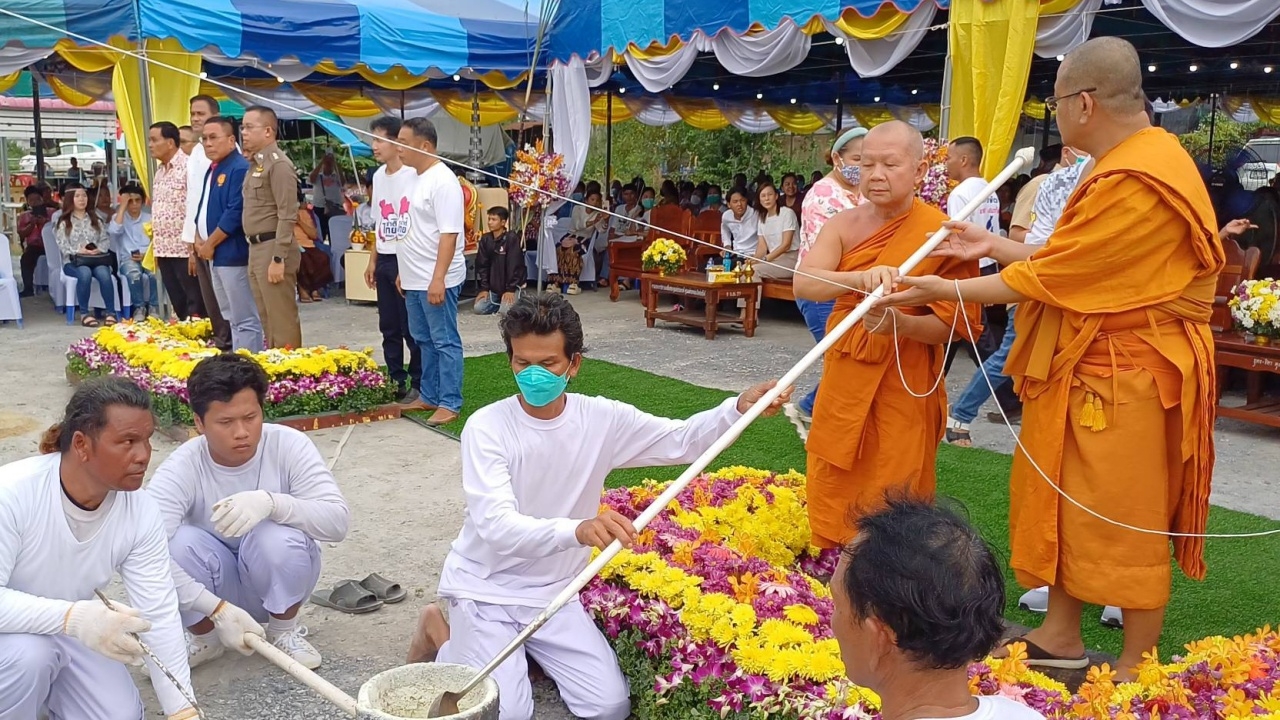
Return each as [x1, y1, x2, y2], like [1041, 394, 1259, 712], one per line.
[0, 378, 198, 720]
[147, 352, 350, 671]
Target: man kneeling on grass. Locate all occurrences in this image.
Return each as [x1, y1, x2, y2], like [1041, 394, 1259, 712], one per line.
[147, 352, 350, 671]
[407, 292, 791, 720]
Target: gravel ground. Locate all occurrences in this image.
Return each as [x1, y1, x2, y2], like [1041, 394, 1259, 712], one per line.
[1, 282, 1276, 719]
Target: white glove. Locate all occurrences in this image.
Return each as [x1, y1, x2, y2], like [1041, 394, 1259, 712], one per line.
[210, 600, 265, 655]
[63, 600, 151, 665]
[1014, 146, 1037, 171]
[211, 490, 275, 538]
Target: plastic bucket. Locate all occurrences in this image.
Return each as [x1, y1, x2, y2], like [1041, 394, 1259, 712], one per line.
[357, 663, 499, 720]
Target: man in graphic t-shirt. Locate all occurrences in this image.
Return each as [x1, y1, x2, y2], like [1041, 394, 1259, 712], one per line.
[364, 116, 424, 407]
[944, 137, 1003, 371]
[397, 117, 467, 426]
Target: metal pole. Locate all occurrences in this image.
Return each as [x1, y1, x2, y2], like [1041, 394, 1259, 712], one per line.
[1207, 93, 1218, 166]
[310, 121, 317, 169]
[399, 90, 405, 120]
[1040, 106, 1051, 158]
[605, 86, 613, 190]
[939, 53, 954, 140]
[32, 72, 45, 185]
[538, 72, 552, 294]
[132, 2, 155, 187]
[834, 70, 844, 134]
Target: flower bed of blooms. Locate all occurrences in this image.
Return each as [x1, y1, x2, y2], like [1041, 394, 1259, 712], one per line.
[582, 467, 1280, 720]
[66, 318, 396, 426]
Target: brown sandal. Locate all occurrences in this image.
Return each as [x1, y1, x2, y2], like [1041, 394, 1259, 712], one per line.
[103, 315, 117, 326]
[81, 316, 99, 328]
[945, 427, 972, 447]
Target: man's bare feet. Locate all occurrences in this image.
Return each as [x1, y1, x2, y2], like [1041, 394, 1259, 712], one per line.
[407, 604, 450, 664]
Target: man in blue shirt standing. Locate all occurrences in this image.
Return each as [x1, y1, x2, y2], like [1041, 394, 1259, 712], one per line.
[108, 182, 158, 321]
[193, 117, 262, 352]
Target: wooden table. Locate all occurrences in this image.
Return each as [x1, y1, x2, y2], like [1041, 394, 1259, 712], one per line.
[641, 272, 760, 339]
[1214, 332, 1280, 428]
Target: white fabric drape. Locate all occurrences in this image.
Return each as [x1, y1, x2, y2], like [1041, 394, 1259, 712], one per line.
[0, 47, 52, 75]
[214, 85, 326, 118]
[711, 21, 811, 78]
[201, 50, 318, 82]
[624, 37, 707, 94]
[365, 89, 443, 118]
[1034, 0, 1103, 58]
[888, 105, 937, 132]
[620, 96, 683, 126]
[1141, 0, 1280, 48]
[549, 56, 592, 212]
[826, 3, 936, 78]
[717, 103, 781, 133]
[498, 91, 548, 122]
[582, 53, 613, 88]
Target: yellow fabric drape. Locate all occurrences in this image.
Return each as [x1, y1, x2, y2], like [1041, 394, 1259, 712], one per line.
[922, 104, 942, 124]
[313, 61, 431, 90]
[1024, 97, 1049, 121]
[832, 5, 911, 40]
[627, 36, 685, 61]
[1040, 0, 1085, 15]
[293, 84, 383, 117]
[948, 0, 1041, 178]
[112, 55, 150, 189]
[1249, 97, 1280, 124]
[473, 70, 530, 91]
[768, 106, 827, 134]
[46, 76, 100, 106]
[431, 89, 519, 126]
[591, 94, 633, 124]
[850, 106, 895, 128]
[55, 39, 119, 73]
[0, 72, 20, 95]
[664, 96, 730, 131]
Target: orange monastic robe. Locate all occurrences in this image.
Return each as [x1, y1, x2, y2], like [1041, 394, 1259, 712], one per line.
[806, 200, 982, 548]
[1001, 127, 1224, 609]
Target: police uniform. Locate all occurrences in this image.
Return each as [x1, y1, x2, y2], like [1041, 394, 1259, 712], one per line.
[242, 142, 303, 349]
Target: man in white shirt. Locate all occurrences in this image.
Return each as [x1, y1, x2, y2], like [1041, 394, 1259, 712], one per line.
[363, 116, 424, 407]
[720, 188, 759, 261]
[405, 293, 790, 720]
[146, 353, 351, 671]
[944, 137, 1004, 371]
[0, 378, 198, 720]
[182, 94, 232, 351]
[832, 498, 1045, 720]
[396, 117, 467, 426]
[608, 184, 645, 244]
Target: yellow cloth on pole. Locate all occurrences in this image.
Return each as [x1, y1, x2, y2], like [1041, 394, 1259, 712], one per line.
[948, 0, 1041, 178]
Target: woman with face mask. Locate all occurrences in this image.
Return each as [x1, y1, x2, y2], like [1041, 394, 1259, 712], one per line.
[784, 127, 868, 441]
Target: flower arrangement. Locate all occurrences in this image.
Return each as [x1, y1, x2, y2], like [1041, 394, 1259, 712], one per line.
[583, 467, 1280, 720]
[66, 318, 395, 426]
[918, 137, 955, 211]
[508, 140, 571, 209]
[1229, 278, 1280, 339]
[642, 238, 687, 276]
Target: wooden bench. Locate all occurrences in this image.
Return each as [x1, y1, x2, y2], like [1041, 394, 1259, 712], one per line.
[761, 277, 794, 302]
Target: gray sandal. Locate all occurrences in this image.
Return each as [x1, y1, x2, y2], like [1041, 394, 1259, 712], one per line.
[359, 573, 406, 604]
[310, 579, 384, 614]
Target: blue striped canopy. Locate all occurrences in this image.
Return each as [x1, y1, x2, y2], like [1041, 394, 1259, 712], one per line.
[550, 0, 946, 59]
[0, 0, 136, 48]
[139, 0, 554, 74]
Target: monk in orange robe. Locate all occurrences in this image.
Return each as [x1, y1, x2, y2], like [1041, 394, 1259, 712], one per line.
[880, 37, 1223, 678]
[795, 120, 982, 549]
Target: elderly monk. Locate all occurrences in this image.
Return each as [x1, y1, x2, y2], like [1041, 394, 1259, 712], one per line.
[879, 36, 1223, 678]
[795, 121, 982, 549]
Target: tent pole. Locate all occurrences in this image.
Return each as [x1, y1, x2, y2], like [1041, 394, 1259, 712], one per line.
[399, 90, 405, 120]
[605, 86, 613, 190]
[132, 2, 155, 184]
[939, 51, 953, 139]
[32, 72, 44, 185]
[1040, 106, 1051, 157]
[834, 70, 843, 134]
[1207, 93, 1218, 165]
[311, 121, 317, 169]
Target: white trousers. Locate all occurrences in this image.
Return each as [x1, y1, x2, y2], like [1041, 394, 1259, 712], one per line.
[169, 522, 321, 626]
[0, 634, 144, 720]
[437, 598, 629, 720]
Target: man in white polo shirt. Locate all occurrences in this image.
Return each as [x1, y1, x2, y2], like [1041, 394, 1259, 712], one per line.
[396, 117, 467, 426]
[182, 94, 232, 351]
[944, 137, 1003, 371]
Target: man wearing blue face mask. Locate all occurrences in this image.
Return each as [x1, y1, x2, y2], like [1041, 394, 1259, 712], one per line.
[407, 292, 790, 720]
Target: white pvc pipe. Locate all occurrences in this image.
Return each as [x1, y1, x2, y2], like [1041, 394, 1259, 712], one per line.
[447, 149, 1037, 699]
[245, 634, 359, 716]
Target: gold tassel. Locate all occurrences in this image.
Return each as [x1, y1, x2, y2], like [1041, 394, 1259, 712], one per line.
[1090, 394, 1107, 432]
[1080, 391, 1096, 428]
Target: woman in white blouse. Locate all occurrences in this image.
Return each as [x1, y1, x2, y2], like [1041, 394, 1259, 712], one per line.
[752, 182, 798, 279]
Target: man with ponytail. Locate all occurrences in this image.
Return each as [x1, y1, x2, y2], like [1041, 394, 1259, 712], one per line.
[0, 378, 198, 719]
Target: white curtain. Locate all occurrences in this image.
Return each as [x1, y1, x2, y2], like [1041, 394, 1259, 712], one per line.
[889, 105, 937, 132]
[366, 89, 443, 118]
[620, 96, 683, 126]
[201, 50, 319, 82]
[711, 20, 811, 78]
[624, 37, 707, 94]
[1034, 0, 1103, 58]
[718, 103, 781, 133]
[582, 53, 613, 88]
[498, 91, 548, 122]
[1141, 0, 1280, 47]
[0, 46, 51, 75]
[214, 84, 326, 119]
[811, 108, 860, 132]
[826, 3, 937, 78]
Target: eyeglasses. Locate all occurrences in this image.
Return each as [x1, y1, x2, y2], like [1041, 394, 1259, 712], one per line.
[1045, 87, 1096, 112]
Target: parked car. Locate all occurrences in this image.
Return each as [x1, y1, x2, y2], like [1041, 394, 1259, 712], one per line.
[18, 142, 106, 175]
[1237, 138, 1280, 191]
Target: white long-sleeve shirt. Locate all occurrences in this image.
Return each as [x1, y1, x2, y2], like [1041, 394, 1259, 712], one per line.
[145, 424, 350, 617]
[437, 394, 743, 607]
[720, 208, 759, 257]
[0, 454, 193, 715]
[181, 143, 211, 245]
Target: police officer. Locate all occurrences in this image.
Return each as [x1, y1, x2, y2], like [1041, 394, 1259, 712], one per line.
[239, 105, 302, 349]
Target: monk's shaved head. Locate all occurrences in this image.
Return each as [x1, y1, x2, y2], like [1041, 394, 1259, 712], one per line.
[1058, 36, 1145, 116]
[865, 121, 925, 163]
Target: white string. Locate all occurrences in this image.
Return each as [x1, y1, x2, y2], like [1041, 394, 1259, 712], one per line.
[9, 7, 1275, 541]
[887, 297, 962, 399]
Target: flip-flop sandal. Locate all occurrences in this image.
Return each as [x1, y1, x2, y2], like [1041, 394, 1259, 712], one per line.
[945, 427, 973, 447]
[359, 573, 407, 604]
[310, 580, 384, 614]
[1005, 636, 1089, 670]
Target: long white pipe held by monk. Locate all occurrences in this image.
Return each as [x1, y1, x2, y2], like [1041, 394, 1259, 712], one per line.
[446, 147, 1036, 699]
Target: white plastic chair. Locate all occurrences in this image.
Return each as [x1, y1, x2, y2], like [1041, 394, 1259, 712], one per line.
[327, 214, 353, 284]
[0, 235, 23, 328]
[43, 224, 117, 324]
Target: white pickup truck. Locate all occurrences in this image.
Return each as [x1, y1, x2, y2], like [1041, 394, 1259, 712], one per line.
[18, 141, 106, 175]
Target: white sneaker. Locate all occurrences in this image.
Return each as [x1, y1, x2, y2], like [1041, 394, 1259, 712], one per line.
[567, 283, 581, 295]
[1100, 605, 1124, 628]
[187, 631, 224, 669]
[270, 625, 322, 669]
[1018, 586, 1049, 613]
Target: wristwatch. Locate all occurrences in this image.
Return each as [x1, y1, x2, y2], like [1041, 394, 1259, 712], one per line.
[271, 256, 284, 264]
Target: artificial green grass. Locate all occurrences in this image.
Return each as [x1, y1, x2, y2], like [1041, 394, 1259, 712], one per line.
[408, 353, 1280, 659]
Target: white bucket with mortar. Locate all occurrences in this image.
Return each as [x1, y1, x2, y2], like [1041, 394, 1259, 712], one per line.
[357, 663, 499, 720]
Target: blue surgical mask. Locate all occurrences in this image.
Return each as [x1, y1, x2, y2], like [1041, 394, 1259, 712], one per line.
[514, 365, 569, 407]
[1074, 153, 1090, 166]
[839, 161, 861, 186]
[690, 194, 702, 205]
[571, 192, 585, 202]
[706, 194, 721, 205]
[641, 198, 656, 209]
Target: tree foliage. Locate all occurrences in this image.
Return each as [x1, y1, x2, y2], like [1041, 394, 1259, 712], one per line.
[1178, 110, 1274, 168]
